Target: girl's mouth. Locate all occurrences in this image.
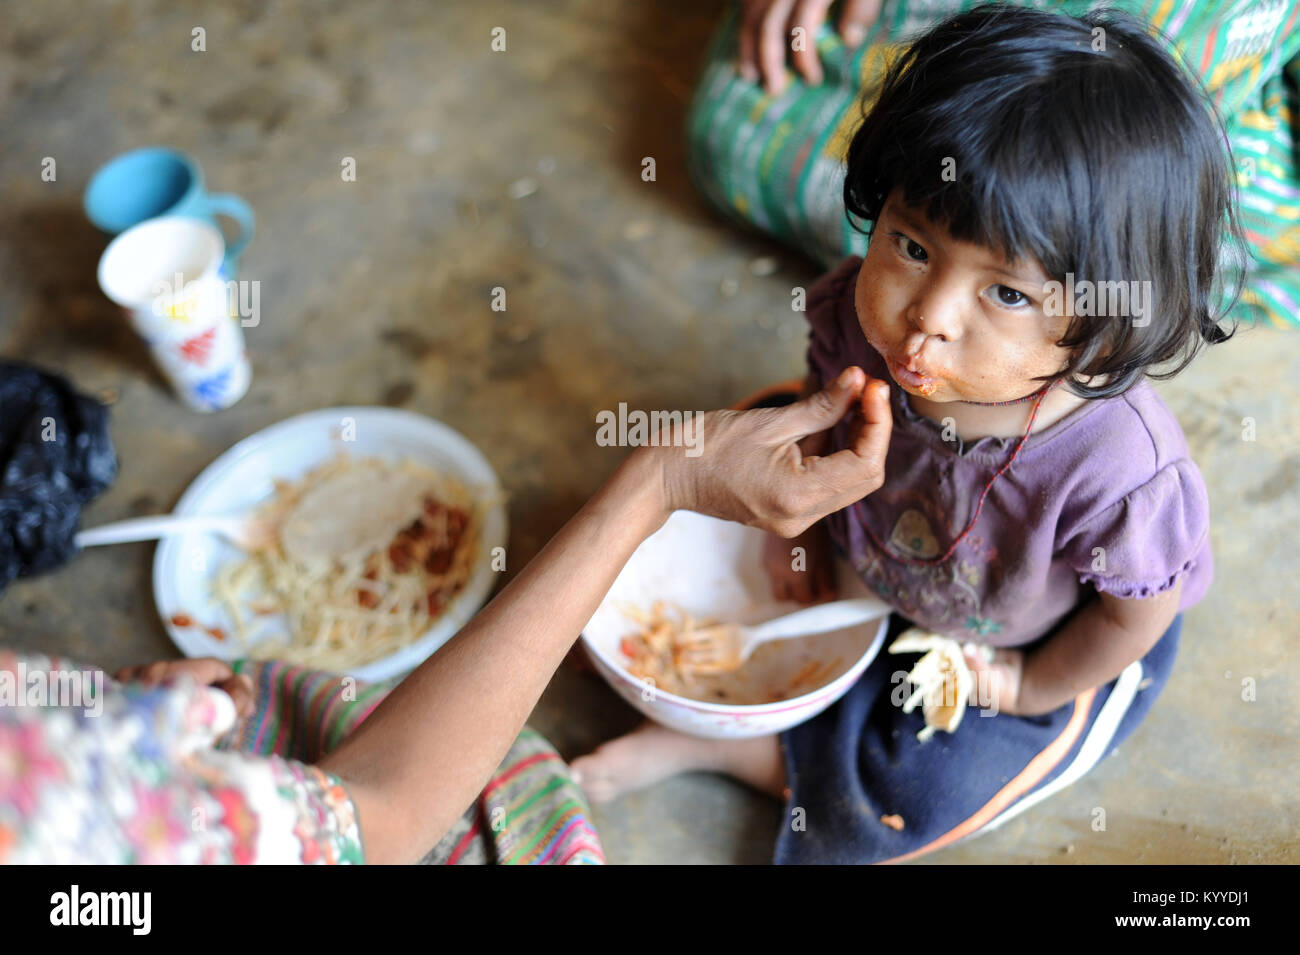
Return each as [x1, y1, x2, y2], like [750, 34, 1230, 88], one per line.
[886, 355, 940, 396]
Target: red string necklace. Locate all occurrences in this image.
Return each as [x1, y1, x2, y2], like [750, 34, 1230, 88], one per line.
[857, 379, 1057, 567]
[956, 379, 1056, 406]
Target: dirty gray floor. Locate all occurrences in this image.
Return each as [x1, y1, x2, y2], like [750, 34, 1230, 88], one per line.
[1, 0, 1296, 864]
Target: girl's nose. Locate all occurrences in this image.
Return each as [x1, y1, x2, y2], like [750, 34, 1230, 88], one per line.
[902, 331, 935, 358]
[907, 297, 959, 344]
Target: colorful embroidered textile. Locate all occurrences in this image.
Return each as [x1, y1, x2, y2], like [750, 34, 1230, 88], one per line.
[0, 653, 603, 865]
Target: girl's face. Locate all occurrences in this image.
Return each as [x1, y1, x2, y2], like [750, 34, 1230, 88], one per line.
[854, 189, 1073, 403]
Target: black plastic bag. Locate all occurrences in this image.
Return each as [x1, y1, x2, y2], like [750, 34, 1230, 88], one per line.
[0, 362, 117, 592]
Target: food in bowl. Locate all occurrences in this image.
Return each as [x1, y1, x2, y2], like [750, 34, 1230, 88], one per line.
[617, 601, 843, 705]
[210, 455, 479, 670]
[581, 510, 888, 739]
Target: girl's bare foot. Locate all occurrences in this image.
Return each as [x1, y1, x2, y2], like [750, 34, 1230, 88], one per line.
[570, 721, 786, 803]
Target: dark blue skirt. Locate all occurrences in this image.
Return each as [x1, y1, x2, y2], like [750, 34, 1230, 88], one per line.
[775, 609, 1183, 864]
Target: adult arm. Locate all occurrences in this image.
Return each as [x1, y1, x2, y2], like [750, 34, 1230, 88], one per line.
[319, 366, 891, 863]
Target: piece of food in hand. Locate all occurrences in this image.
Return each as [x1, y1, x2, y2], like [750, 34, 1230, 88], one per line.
[880, 813, 905, 831]
[888, 627, 984, 742]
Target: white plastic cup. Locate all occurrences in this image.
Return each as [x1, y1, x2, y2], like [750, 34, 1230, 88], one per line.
[97, 217, 250, 412]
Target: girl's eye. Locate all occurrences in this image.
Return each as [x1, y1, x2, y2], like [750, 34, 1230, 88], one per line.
[889, 231, 927, 263]
[993, 285, 1029, 308]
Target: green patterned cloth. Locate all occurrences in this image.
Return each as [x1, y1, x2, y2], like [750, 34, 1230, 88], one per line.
[222, 659, 604, 864]
[687, 0, 1300, 328]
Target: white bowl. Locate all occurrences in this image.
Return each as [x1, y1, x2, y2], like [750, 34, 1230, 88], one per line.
[152, 407, 508, 682]
[581, 511, 890, 739]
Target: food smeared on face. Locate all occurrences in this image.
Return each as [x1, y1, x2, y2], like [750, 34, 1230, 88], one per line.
[854, 189, 1072, 407]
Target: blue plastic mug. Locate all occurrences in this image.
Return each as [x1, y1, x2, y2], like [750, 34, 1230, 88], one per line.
[84, 147, 254, 276]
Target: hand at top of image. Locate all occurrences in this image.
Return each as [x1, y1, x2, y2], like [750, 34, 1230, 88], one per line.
[737, 0, 884, 94]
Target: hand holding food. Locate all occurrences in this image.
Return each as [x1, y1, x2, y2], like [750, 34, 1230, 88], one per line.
[889, 629, 984, 742]
[657, 365, 892, 539]
[962, 642, 1026, 717]
[887, 630, 1027, 738]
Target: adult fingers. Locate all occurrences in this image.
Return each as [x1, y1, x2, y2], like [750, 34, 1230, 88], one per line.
[789, 0, 834, 86]
[173, 658, 236, 687]
[129, 657, 234, 687]
[841, 375, 893, 465]
[838, 0, 883, 47]
[737, 0, 765, 83]
[214, 673, 255, 719]
[797, 375, 892, 500]
[759, 0, 799, 94]
[772, 365, 866, 443]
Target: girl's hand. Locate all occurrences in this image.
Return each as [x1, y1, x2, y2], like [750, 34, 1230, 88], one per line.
[656, 365, 892, 539]
[738, 0, 884, 94]
[762, 522, 838, 603]
[962, 644, 1025, 717]
[114, 657, 255, 719]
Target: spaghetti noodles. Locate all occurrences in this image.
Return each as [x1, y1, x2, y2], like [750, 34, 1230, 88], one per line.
[212, 456, 481, 671]
[617, 602, 841, 704]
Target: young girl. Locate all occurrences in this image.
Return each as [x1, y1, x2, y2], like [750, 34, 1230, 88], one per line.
[571, 3, 1244, 863]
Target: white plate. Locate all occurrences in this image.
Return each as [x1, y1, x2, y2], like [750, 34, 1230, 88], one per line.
[152, 407, 508, 681]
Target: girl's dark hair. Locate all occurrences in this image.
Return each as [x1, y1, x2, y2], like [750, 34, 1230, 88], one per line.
[843, 2, 1249, 399]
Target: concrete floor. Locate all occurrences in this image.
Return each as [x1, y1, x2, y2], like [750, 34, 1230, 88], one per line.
[1, 0, 1296, 863]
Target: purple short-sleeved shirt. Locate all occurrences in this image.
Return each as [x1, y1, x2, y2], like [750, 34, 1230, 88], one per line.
[807, 256, 1212, 648]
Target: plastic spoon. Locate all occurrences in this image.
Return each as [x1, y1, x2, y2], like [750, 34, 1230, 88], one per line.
[74, 460, 430, 564]
[674, 597, 891, 675]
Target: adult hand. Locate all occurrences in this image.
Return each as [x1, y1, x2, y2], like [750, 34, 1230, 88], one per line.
[321, 366, 889, 863]
[737, 0, 884, 95]
[114, 657, 255, 719]
[659, 365, 892, 538]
